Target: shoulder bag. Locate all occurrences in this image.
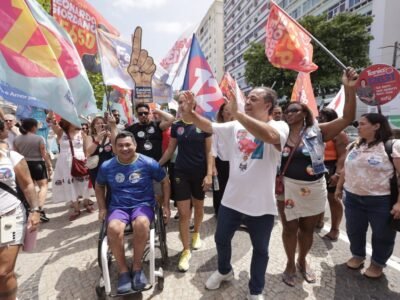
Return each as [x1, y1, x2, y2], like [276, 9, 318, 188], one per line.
[67, 133, 88, 177]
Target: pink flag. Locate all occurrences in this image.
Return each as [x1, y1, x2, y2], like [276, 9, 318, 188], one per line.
[327, 85, 345, 117]
[219, 72, 245, 112]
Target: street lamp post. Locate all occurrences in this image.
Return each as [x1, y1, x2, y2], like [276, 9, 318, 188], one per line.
[379, 41, 400, 68]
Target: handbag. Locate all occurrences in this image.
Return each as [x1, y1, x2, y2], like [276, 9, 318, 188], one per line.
[86, 136, 107, 169]
[67, 133, 88, 177]
[384, 140, 400, 231]
[276, 129, 304, 195]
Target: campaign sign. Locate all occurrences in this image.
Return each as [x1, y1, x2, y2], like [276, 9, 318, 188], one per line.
[356, 64, 400, 106]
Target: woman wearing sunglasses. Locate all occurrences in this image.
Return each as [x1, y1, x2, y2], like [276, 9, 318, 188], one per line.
[279, 68, 358, 287]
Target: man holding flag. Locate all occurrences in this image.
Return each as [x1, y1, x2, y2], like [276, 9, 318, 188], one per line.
[179, 87, 289, 299]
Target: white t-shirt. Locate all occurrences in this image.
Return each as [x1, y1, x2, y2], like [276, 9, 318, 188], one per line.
[212, 120, 289, 216]
[0, 150, 24, 214]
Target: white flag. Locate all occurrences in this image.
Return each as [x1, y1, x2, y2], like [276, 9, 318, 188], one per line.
[327, 85, 345, 118]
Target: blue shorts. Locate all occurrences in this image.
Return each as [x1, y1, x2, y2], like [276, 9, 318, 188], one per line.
[107, 206, 154, 224]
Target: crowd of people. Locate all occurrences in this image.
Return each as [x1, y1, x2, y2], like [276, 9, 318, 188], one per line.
[1, 67, 400, 300]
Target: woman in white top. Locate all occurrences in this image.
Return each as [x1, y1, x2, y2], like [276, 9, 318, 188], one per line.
[0, 120, 40, 299]
[336, 113, 400, 278]
[48, 113, 91, 221]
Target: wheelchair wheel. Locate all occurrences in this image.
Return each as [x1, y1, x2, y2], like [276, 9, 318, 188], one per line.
[156, 206, 168, 265]
[95, 284, 106, 300]
[157, 276, 164, 291]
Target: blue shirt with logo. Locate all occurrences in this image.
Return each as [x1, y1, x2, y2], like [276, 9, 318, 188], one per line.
[96, 154, 166, 210]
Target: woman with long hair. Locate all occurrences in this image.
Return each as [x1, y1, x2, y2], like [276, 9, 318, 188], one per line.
[14, 118, 53, 222]
[159, 91, 213, 272]
[336, 113, 400, 278]
[85, 116, 113, 189]
[315, 108, 348, 240]
[0, 120, 40, 300]
[48, 113, 91, 220]
[279, 68, 358, 287]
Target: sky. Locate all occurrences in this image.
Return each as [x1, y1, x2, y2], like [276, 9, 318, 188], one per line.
[86, 0, 215, 63]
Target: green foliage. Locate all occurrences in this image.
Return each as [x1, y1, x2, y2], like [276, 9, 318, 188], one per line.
[36, 0, 51, 13]
[244, 13, 373, 99]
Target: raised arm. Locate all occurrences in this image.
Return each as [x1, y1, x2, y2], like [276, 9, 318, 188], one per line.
[154, 108, 175, 131]
[46, 111, 63, 140]
[320, 67, 358, 141]
[180, 91, 213, 133]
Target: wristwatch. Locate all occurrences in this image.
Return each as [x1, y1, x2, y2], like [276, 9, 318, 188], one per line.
[29, 207, 41, 213]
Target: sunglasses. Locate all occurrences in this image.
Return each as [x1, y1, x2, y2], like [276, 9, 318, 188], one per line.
[138, 112, 149, 116]
[285, 108, 302, 114]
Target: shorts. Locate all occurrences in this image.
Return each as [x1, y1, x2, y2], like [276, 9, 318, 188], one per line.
[324, 160, 337, 193]
[0, 202, 26, 247]
[107, 206, 154, 224]
[173, 170, 206, 201]
[27, 161, 48, 181]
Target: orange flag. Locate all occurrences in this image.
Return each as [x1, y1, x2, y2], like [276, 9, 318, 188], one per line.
[291, 72, 318, 117]
[219, 72, 245, 112]
[265, 1, 318, 73]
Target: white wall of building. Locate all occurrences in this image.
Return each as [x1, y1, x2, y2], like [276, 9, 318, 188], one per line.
[196, 0, 224, 81]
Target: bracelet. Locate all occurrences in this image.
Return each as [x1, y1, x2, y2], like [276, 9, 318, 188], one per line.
[29, 207, 41, 213]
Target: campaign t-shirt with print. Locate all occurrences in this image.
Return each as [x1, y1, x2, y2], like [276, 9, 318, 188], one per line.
[212, 120, 289, 216]
[96, 154, 166, 210]
[344, 140, 400, 196]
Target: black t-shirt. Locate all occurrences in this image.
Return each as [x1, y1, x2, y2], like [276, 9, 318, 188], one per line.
[280, 144, 323, 181]
[126, 121, 163, 161]
[171, 120, 211, 175]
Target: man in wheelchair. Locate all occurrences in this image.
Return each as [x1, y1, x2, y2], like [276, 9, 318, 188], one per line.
[95, 131, 171, 294]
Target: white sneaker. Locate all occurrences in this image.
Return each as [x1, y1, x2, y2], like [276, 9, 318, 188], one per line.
[247, 294, 265, 300]
[205, 270, 234, 290]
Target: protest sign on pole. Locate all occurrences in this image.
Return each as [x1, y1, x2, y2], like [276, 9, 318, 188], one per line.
[97, 28, 172, 103]
[0, 0, 96, 126]
[52, 0, 119, 72]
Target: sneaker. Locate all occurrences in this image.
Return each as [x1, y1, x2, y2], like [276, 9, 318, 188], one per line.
[205, 270, 234, 290]
[191, 232, 202, 250]
[117, 272, 132, 294]
[132, 269, 148, 291]
[40, 210, 50, 222]
[178, 249, 192, 272]
[247, 294, 265, 300]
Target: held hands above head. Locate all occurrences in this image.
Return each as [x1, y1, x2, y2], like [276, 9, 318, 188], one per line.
[342, 67, 358, 88]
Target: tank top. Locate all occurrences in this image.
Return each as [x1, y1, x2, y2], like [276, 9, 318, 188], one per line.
[324, 140, 337, 161]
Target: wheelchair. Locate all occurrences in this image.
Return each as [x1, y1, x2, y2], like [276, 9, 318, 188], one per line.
[95, 202, 168, 299]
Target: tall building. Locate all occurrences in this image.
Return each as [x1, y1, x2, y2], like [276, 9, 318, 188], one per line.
[223, 0, 269, 92]
[196, 0, 225, 82]
[224, 0, 399, 92]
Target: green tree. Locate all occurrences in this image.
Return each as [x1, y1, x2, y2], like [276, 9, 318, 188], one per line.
[244, 13, 373, 99]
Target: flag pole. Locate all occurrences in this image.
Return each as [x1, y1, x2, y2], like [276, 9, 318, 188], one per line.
[270, 1, 347, 70]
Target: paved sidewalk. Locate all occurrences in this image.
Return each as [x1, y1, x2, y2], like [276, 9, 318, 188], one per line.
[16, 192, 400, 300]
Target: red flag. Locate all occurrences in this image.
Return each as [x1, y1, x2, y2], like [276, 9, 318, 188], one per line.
[265, 1, 318, 73]
[291, 72, 318, 117]
[219, 72, 245, 113]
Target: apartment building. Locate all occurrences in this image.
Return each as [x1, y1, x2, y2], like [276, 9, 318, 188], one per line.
[196, 0, 225, 82]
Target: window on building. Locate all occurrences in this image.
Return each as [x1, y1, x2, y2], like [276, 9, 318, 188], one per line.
[327, 0, 345, 19]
